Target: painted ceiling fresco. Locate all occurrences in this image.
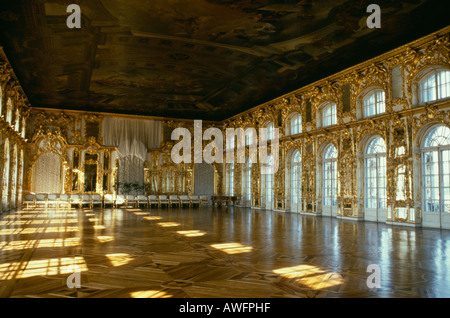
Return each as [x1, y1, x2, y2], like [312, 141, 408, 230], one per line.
[0, 0, 448, 120]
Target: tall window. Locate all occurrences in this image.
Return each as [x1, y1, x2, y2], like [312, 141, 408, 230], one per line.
[15, 109, 20, 132]
[2, 139, 10, 210]
[21, 118, 26, 138]
[364, 136, 386, 210]
[226, 163, 234, 195]
[0, 86, 2, 116]
[322, 103, 337, 127]
[290, 150, 302, 205]
[323, 144, 337, 207]
[245, 128, 254, 146]
[262, 155, 274, 206]
[288, 114, 302, 135]
[265, 122, 275, 141]
[6, 98, 12, 124]
[363, 90, 385, 117]
[243, 159, 252, 201]
[420, 70, 450, 103]
[422, 125, 450, 213]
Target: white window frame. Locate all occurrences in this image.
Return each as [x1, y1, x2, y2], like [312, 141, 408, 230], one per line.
[288, 114, 302, 136]
[290, 150, 301, 205]
[363, 90, 386, 117]
[323, 144, 337, 207]
[364, 136, 386, 210]
[226, 163, 234, 196]
[419, 70, 450, 104]
[322, 103, 337, 127]
[421, 125, 450, 214]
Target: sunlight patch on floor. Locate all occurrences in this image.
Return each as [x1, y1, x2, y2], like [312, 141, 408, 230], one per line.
[273, 264, 344, 290]
[211, 242, 253, 254]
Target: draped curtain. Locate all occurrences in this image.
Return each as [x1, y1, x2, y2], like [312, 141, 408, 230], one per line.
[118, 155, 145, 188]
[194, 162, 214, 195]
[102, 117, 162, 161]
[34, 153, 61, 193]
[102, 117, 161, 188]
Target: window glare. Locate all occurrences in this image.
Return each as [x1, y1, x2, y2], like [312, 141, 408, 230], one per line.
[420, 70, 450, 103]
[322, 103, 336, 127]
[289, 114, 302, 135]
[363, 90, 385, 117]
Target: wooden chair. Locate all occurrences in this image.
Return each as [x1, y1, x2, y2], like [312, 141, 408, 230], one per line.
[137, 195, 149, 208]
[115, 195, 126, 208]
[200, 195, 210, 206]
[169, 195, 180, 207]
[47, 194, 59, 209]
[103, 194, 115, 208]
[70, 194, 81, 208]
[35, 194, 47, 209]
[81, 194, 92, 208]
[148, 195, 159, 208]
[59, 194, 71, 210]
[190, 195, 200, 207]
[126, 195, 137, 208]
[158, 195, 170, 207]
[92, 194, 103, 208]
[23, 193, 36, 208]
[179, 195, 191, 207]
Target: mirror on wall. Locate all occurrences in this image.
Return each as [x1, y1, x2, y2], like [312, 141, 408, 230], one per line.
[84, 153, 99, 193]
[85, 121, 100, 139]
[103, 173, 108, 192]
[73, 150, 79, 169]
[72, 172, 79, 192]
[84, 163, 97, 192]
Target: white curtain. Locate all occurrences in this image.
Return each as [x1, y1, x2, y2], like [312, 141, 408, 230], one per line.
[118, 155, 145, 186]
[102, 117, 162, 161]
[35, 153, 61, 193]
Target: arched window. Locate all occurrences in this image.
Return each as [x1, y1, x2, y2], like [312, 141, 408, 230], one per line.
[363, 90, 385, 117]
[226, 163, 234, 195]
[287, 114, 302, 136]
[364, 136, 386, 210]
[419, 70, 450, 103]
[323, 144, 337, 208]
[421, 125, 450, 213]
[322, 103, 336, 127]
[290, 150, 302, 209]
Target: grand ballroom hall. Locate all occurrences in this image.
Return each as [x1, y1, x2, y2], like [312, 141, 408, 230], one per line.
[0, 0, 450, 300]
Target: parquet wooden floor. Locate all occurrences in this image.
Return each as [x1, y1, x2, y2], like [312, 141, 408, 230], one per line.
[1, 206, 450, 298]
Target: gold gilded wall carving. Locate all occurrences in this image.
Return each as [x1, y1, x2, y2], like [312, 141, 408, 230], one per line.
[221, 28, 450, 227]
[0, 52, 30, 212]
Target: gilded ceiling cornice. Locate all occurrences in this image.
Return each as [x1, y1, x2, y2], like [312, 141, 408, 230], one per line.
[31, 107, 222, 127]
[225, 25, 450, 123]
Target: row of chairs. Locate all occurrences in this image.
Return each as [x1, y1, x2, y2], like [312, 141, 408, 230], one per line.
[23, 193, 210, 209]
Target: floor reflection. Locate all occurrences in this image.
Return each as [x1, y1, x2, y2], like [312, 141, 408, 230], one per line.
[1, 206, 450, 297]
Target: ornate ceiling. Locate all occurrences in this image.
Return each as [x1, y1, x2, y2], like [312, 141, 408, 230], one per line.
[0, 0, 448, 121]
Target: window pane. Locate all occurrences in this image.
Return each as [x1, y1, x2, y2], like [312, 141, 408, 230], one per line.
[322, 104, 336, 127]
[437, 70, 450, 100]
